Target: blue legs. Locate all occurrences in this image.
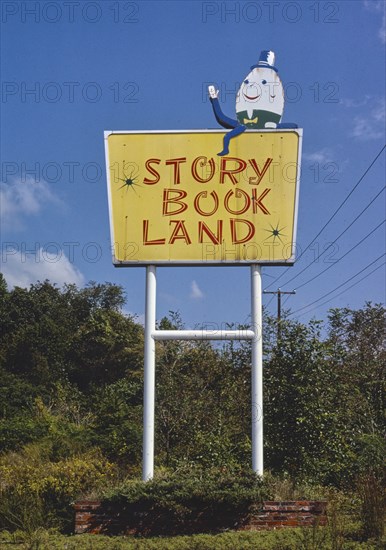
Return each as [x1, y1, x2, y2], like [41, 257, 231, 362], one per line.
[218, 124, 246, 156]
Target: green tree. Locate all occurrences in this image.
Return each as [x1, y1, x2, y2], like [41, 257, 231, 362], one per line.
[90, 378, 143, 467]
[155, 314, 252, 469]
[325, 303, 386, 482]
[67, 308, 143, 390]
[264, 317, 332, 482]
[0, 278, 144, 453]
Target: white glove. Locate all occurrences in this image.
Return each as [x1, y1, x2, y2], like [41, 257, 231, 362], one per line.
[208, 85, 219, 99]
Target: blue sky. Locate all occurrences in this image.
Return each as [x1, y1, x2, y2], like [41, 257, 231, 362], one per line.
[1, 0, 385, 328]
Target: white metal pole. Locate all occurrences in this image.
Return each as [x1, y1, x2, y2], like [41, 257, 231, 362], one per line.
[143, 265, 156, 481]
[251, 264, 263, 476]
[153, 329, 255, 341]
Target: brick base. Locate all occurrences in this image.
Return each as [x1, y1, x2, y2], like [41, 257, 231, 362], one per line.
[241, 501, 327, 531]
[74, 500, 327, 535]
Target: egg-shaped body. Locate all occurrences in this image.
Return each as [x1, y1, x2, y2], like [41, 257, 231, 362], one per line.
[235, 67, 285, 129]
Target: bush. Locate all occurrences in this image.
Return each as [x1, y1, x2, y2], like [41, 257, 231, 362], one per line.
[0, 446, 116, 532]
[100, 467, 268, 535]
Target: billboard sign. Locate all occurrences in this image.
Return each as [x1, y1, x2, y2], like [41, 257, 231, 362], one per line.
[105, 129, 302, 266]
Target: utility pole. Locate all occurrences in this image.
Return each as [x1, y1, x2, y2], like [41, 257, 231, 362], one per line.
[263, 288, 296, 341]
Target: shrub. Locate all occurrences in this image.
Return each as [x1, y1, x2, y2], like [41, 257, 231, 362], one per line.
[0, 446, 116, 532]
[99, 467, 268, 535]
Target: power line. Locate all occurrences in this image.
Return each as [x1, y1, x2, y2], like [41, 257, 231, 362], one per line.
[263, 288, 296, 321]
[282, 294, 292, 307]
[289, 253, 386, 316]
[265, 145, 386, 290]
[263, 288, 296, 340]
[264, 294, 275, 308]
[280, 185, 386, 288]
[294, 262, 385, 319]
[294, 219, 385, 291]
[289, 254, 386, 317]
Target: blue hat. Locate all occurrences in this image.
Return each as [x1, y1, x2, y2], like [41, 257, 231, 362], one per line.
[250, 50, 278, 72]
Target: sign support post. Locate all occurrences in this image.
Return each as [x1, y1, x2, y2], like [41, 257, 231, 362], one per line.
[143, 265, 156, 481]
[141, 264, 264, 481]
[251, 264, 263, 475]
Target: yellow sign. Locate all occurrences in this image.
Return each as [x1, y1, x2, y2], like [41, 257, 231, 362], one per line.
[105, 130, 302, 265]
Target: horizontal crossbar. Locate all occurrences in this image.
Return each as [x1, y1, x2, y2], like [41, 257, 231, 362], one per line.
[152, 330, 255, 341]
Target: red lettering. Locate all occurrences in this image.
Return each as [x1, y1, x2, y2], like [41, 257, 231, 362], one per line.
[252, 188, 271, 214]
[248, 158, 273, 185]
[162, 189, 188, 216]
[143, 220, 166, 245]
[169, 220, 192, 244]
[194, 191, 219, 216]
[220, 157, 247, 184]
[230, 218, 255, 244]
[143, 158, 161, 185]
[198, 220, 223, 244]
[191, 156, 216, 183]
[165, 157, 187, 185]
[224, 189, 251, 215]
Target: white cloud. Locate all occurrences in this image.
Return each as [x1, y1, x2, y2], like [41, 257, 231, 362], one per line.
[363, 0, 383, 11]
[302, 148, 349, 180]
[350, 99, 385, 141]
[363, 0, 386, 43]
[380, 13, 386, 43]
[0, 176, 60, 231]
[303, 148, 334, 164]
[341, 96, 386, 141]
[1, 248, 85, 289]
[340, 96, 371, 109]
[190, 280, 204, 299]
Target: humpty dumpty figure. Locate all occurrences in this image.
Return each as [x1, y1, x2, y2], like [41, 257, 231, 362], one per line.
[209, 50, 298, 156]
